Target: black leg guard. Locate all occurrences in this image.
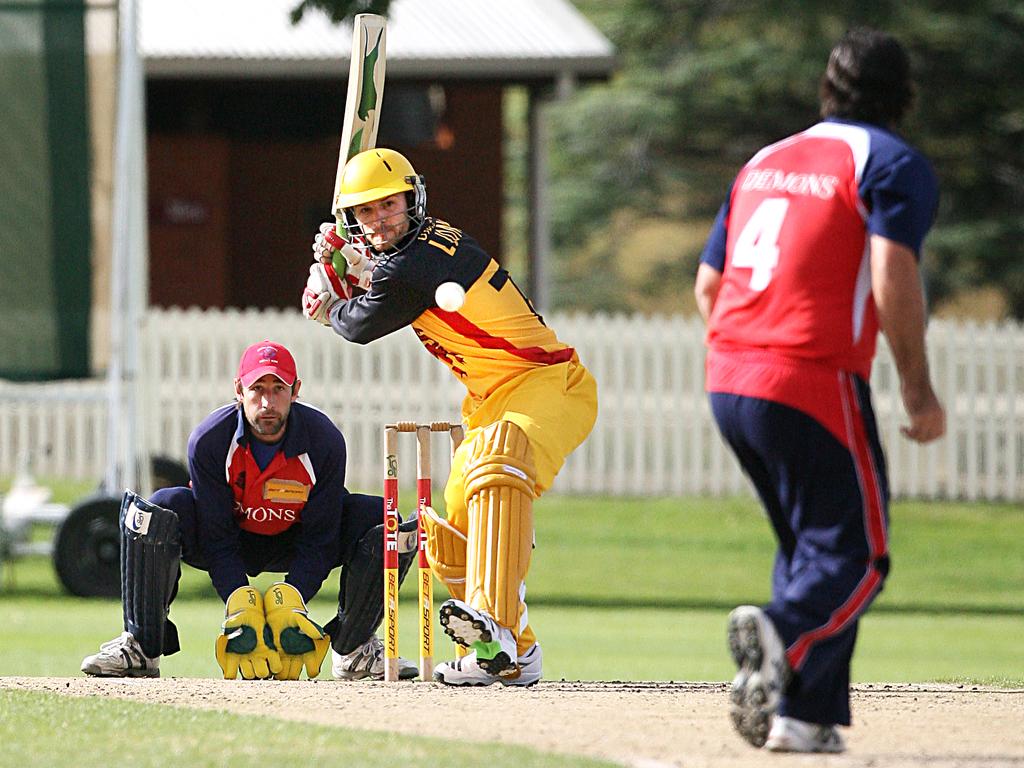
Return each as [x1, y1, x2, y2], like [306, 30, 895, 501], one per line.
[325, 515, 417, 654]
[120, 490, 182, 659]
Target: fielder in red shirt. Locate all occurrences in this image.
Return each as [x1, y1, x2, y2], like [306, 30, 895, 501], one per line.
[695, 28, 945, 754]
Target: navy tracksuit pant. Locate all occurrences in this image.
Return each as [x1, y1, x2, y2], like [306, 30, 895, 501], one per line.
[711, 373, 890, 726]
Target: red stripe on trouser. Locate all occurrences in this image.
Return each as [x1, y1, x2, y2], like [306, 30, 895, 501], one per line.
[840, 372, 887, 558]
[787, 568, 883, 669]
[785, 372, 888, 671]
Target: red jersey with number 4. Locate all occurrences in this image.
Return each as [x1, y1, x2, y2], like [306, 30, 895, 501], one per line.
[703, 119, 938, 381]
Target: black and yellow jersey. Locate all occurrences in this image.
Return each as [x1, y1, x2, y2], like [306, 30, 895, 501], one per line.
[330, 218, 576, 405]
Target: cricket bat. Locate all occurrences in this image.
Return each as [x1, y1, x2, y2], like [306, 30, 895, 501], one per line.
[329, 12, 408, 685]
[327, 13, 387, 283]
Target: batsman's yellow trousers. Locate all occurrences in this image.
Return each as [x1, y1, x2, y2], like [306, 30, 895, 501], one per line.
[442, 358, 597, 654]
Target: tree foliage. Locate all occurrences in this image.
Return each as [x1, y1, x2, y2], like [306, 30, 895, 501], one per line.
[551, 1, 1024, 317]
[289, 0, 391, 25]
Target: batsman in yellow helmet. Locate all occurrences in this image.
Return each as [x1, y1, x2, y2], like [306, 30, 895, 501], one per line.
[301, 147, 598, 687]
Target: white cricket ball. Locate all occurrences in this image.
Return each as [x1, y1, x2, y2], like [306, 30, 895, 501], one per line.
[435, 281, 466, 312]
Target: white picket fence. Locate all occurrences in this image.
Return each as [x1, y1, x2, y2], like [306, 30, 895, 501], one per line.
[2, 307, 1024, 501]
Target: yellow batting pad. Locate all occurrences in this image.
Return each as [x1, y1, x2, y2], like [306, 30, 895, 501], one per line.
[421, 505, 467, 602]
[463, 421, 536, 634]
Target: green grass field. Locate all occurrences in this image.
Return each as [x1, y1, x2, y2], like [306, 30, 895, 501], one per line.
[1, 491, 1021, 683]
[0, 689, 619, 768]
[1, 489, 1021, 766]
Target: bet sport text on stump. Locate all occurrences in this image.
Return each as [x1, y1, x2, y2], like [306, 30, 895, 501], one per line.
[383, 422, 464, 682]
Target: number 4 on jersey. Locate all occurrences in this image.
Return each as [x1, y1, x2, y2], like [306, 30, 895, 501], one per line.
[731, 197, 789, 291]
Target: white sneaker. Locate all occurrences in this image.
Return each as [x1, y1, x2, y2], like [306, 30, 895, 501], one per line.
[727, 606, 790, 748]
[81, 632, 160, 678]
[438, 599, 518, 675]
[434, 643, 542, 687]
[331, 635, 418, 681]
[766, 716, 845, 753]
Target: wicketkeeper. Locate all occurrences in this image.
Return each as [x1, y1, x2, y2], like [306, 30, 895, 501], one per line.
[81, 340, 418, 680]
[300, 148, 598, 686]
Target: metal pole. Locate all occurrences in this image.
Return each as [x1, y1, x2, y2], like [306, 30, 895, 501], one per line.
[105, 0, 149, 496]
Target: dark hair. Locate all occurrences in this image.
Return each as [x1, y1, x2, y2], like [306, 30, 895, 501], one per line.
[819, 27, 914, 127]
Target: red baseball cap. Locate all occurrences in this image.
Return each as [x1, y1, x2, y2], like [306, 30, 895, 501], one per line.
[237, 340, 298, 388]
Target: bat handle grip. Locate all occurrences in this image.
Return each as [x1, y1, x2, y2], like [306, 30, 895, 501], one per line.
[321, 262, 348, 298]
[327, 220, 352, 275]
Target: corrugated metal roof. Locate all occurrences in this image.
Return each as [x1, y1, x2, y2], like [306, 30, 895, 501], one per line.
[141, 0, 616, 80]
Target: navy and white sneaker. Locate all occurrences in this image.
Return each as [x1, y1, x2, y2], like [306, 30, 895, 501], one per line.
[331, 635, 418, 681]
[766, 716, 846, 753]
[438, 599, 518, 675]
[434, 643, 542, 687]
[81, 632, 160, 678]
[727, 605, 790, 748]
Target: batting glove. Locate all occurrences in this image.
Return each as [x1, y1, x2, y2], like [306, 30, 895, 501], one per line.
[312, 221, 340, 264]
[302, 262, 348, 326]
[214, 586, 283, 680]
[263, 582, 330, 680]
[314, 222, 376, 285]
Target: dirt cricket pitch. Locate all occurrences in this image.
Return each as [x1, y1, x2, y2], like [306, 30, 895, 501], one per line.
[2, 677, 1021, 767]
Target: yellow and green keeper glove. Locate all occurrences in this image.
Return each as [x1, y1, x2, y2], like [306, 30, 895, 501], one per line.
[263, 582, 330, 680]
[215, 586, 283, 680]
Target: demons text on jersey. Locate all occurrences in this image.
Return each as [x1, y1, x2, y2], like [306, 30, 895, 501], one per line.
[234, 502, 299, 526]
[741, 168, 840, 200]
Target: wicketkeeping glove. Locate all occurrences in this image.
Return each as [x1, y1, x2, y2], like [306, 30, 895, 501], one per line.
[214, 586, 283, 680]
[263, 582, 330, 680]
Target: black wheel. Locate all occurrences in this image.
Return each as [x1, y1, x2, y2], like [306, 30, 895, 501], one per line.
[53, 495, 121, 597]
[151, 456, 189, 491]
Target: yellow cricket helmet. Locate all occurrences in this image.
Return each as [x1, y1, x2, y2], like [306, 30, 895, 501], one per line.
[335, 148, 419, 210]
[335, 148, 428, 256]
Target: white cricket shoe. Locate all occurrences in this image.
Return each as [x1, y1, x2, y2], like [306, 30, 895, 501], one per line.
[81, 632, 160, 678]
[438, 599, 518, 675]
[727, 605, 790, 748]
[331, 634, 418, 681]
[433, 643, 542, 687]
[766, 716, 846, 753]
